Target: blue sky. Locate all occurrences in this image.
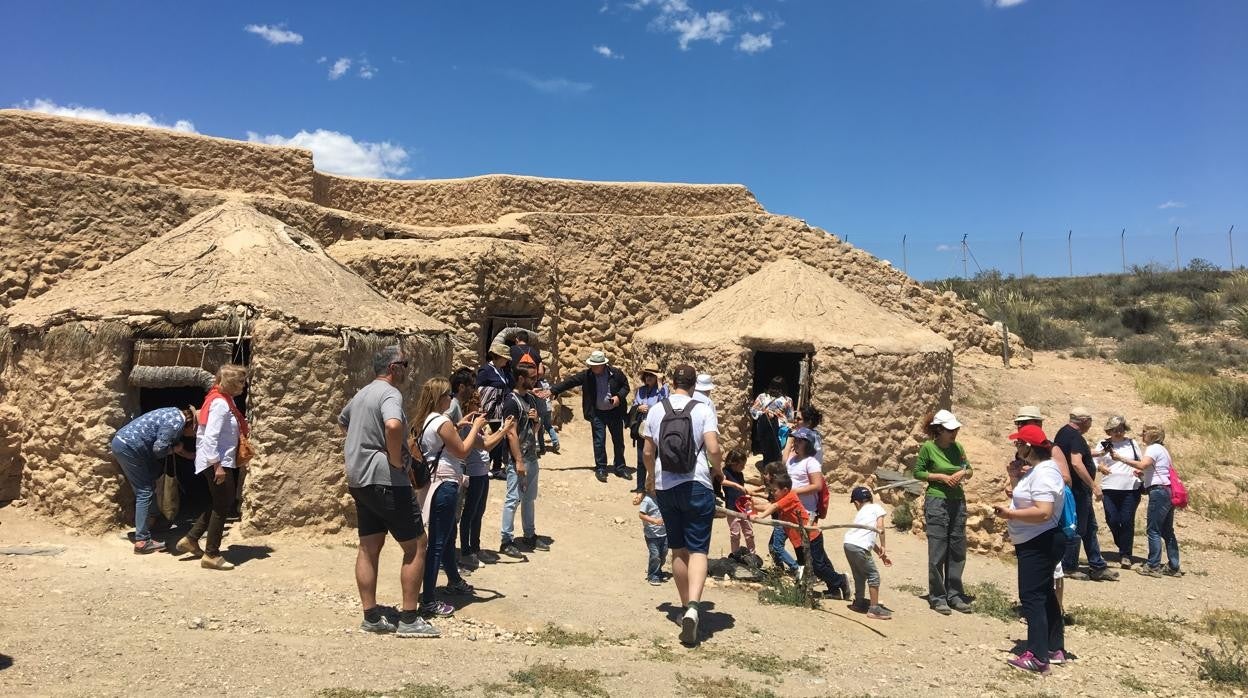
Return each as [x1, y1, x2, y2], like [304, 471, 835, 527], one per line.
[3, 1, 1245, 280]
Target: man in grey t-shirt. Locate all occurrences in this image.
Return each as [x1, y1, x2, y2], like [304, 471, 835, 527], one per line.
[337, 346, 437, 638]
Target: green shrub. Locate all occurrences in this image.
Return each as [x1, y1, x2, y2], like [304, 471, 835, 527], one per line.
[1222, 273, 1248, 305]
[1184, 293, 1226, 325]
[1119, 306, 1165, 334]
[1198, 640, 1248, 689]
[1117, 336, 1176, 364]
[1232, 306, 1248, 339]
[891, 499, 915, 530]
[1132, 367, 1248, 439]
[965, 581, 1018, 623]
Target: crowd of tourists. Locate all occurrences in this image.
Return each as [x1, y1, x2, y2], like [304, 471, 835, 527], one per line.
[108, 342, 1186, 664]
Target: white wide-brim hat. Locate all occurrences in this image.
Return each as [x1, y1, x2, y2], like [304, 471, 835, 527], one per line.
[585, 350, 609, 366]
[695, 374, 715, 391]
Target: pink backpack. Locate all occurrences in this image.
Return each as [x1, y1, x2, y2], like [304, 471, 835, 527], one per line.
[1169, 463, 1189, 509]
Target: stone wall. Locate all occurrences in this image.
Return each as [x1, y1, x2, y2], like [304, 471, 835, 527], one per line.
[0, 110, 315, 200]
[330, 237, 553, 369]
[0, 324, 136, 530]
[313, 172, 763, 227]
[241, 319, 451, 534]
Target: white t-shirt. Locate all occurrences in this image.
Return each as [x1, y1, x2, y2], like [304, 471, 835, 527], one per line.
[844, 502, 886, 550]
[692, 392, 718, 420]
[419, 414, 465, 480]
[786, 455, 821, 513]
[1008, 459, 1064, 545]
[646, 394, 718, 491]
[1098, 438, 1142, 491]
[1141, 443, 1173, 488]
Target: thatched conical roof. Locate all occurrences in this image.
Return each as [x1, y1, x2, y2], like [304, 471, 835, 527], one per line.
[3, 201, 448, 336]
[634, 258, 950, 354]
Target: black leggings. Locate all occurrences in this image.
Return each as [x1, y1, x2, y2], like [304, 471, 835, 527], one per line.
[188, 469, 237, 557]
[1016, 527, 1065, 660]
[796, 536, 847, 593]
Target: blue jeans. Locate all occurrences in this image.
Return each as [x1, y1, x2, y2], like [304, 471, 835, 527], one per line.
[422, 481, 463, 604]
[1102, 488, 1142, 560]
[536, 398, 559, 452]
[769, 524, 798, 571]
[1145, 486, 1180, 570]
[111, 437, 160, 542]
[646, 536, 668, 581]
[500, 455, 539, 542]
[1062, 486, 1108, 572]
[590, 411, 626, 472]
[459, 474, 490, 555]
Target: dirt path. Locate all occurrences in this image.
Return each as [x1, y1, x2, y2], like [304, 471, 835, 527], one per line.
[1, 352, 1244, 697]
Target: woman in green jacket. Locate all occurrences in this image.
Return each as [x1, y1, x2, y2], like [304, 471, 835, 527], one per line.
[913, 409, 973, 615]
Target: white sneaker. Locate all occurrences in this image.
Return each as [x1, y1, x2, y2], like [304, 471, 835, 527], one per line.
[679, 606, 699, 646]
[795, 567, 805, 583]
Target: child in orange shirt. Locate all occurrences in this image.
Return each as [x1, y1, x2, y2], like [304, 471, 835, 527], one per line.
[751, 471, 851, 599]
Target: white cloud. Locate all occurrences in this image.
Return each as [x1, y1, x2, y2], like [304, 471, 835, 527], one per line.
[328, 57, 352, 80]
[992, 0, 1027, 7]
[671, 10, 733, 50]
[737, 32, 772, 54]
[593, 44, 623, 59]
[1158, 200, 1187, 210]
[243, 23, 303, 45]
[357, 58, 376, 79]
[247, 129, 409, 179]
[16, 98, 197, 133]
[746, 9, 765, 22]
[936, 244, 955, 252]
[504, 69, 593, 95]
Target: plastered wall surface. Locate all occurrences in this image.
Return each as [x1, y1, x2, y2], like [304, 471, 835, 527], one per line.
[0, 110, 314, 199]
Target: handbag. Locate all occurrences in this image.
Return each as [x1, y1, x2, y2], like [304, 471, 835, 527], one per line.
[155, 456, 180, 521]
[1169, 464, 1189, 509]
[237, 433, 255, 464]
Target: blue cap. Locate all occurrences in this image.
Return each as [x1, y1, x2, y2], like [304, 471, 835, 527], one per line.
[792, 427, 818, 442]
[850, 486, 872, 503]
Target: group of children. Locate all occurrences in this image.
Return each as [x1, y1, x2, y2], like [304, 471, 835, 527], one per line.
[634, 444, 896, 621]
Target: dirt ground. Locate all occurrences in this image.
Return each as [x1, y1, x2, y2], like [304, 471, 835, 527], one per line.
[1, 352, 1245, 697]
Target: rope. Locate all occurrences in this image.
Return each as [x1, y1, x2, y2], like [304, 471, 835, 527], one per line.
[715, 506, 879, 533]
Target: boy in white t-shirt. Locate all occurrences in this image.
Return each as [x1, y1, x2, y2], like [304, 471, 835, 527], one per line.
[843, 486, 893, 620]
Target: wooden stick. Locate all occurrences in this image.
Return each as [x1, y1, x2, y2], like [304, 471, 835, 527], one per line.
[715, 506, 879, 533]
[872, 479, 923, 493]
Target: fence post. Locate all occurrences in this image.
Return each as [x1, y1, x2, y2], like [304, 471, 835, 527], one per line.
[1018, 232, 1024, 277]
[1120, 228, 1127, 273]
[1173, 226, 1181, 271]
[1230, 225, 1237, 271]
[1067, 229, 1073, 276]
[961, 234, 969, 279]
[902, 234, 908, 275]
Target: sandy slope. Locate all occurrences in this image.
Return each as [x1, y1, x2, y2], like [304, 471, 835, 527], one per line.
[1, 352, 1244, 697]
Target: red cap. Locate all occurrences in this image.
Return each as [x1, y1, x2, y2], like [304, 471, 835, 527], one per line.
[1008, 424, 1052, 448]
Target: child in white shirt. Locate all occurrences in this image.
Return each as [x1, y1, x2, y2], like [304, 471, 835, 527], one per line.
[843, 486, 893, 619]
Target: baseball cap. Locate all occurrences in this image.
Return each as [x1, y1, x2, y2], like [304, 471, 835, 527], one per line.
[792, 427, 818, 442]
[850, 486, 872, 503]
[1070, 405, 1092, 421]
[930, 409, 962, 430]
[1008, 424, 1052, 448]
[1013, 405, 1044, 423]
[671, 364, 697, 386]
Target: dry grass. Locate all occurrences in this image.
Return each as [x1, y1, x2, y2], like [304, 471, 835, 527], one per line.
[1066, 605, 1184, 642]
[677, 675, 779, 698]
[317, 684, 444, 698]
[535, 624, 599, 648]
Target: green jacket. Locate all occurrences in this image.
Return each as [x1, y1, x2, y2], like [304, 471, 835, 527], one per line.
[913, 440, 971, 500]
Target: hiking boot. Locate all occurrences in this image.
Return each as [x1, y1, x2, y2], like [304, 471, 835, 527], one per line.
[1007, 651, 1051, 675]
[1137, 564, 1163, 578]
[477, 549, 500, 564]
[445, 579, 475, 596]
[419, 600, 454, 618]
[613, 465, 631, 480]
[1066, 570, 1091, 581]
[499, 541, 529, 561]
[1120, 558, 1133, 569]
[847, 600, 870, 614]
[648, 577, 663, 586]
[679, 606, 700, 646]
[547, 444, 560, 455]
[1163, 566, 1184, 578]
[1089, 567, 1120, 581]
[867, 605, 893, 620]
[360, 616, 397, 634]
[950, 598, 973, 614]
[522, 535, 550, 552]
[201, 555, 234, 571]
[133, 539, 166, 555]
[459, 553, 481, 571]
[396, 617, 440, 638]
[1048, 650, 1068, 665]
[595, 468, 608, 483]
[931, 602, 953, 616]
[175, 536, 204, 557]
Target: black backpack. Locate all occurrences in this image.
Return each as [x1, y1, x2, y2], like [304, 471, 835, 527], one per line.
[657, 397, 701, 475]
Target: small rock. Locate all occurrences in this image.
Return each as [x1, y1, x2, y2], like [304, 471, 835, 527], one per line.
[613, 517, 625, 525]
[188, 617, 205, 630]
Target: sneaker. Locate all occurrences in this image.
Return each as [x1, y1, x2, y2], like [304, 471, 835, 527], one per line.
[489, 468, 506, 481]
[949, 598, 973, 614]
[396, 617, 440, 638]
[175, 536, 204, 557]
[547, 444, 560, 455]
[1120, 559, 1133, 569]
[477, 549, 500, 564]
[1066, 570, 1091, 581]
[201, 555, 234, 571]
[1163, 566, 1184, 578]
[1089, 567, 1120, 581]
[613, 465, 631, 480]
[133, 539, 166, 555]
[795, 566, 806, 583]
[820, 588, 844, 600]
[931, 602, 953, 616]
[460, 553, 480, 570]
[595, 468, 608, 483]
[499, 541, 529, 561]
[867, 605, 893, 620]
[679, 606, 699, 646]
[840, 580, 853, 602]
[1137, 564, 1163, 578]
[523, 536, 550, 552]
[360, 616, 397, 634]
[1007, 651, 1051, 675]
[419, 600, 454, 618]
[847, 600, 870, 614]
[445, 579, 475, 596]
[648, 577, 663, 586]
[1048, 650, 1068, 665]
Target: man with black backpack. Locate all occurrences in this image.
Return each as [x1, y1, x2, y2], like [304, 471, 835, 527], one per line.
[643, 364, 723, 647]
[498, 365, 545, 560]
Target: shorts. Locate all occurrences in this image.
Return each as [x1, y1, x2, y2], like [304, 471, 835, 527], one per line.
[655, 481, 715, 554]
[349, 485, 426, 542]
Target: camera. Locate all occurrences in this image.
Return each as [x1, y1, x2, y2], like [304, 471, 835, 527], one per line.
[1101, 439, 1114, 451]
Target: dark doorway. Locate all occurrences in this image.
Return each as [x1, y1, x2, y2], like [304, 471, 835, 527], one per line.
[750, 351, 809, 457]
[482, 315, 541, 363]
[139, 385, 209, 518]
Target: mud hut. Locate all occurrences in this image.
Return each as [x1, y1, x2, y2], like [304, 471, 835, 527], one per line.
[633, 258, 953, 487]
[0, 201, 451, 534]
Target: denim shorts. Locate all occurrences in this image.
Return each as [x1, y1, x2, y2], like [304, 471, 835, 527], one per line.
[655, 481, 715, 554]
[349, 485, 425, 542]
